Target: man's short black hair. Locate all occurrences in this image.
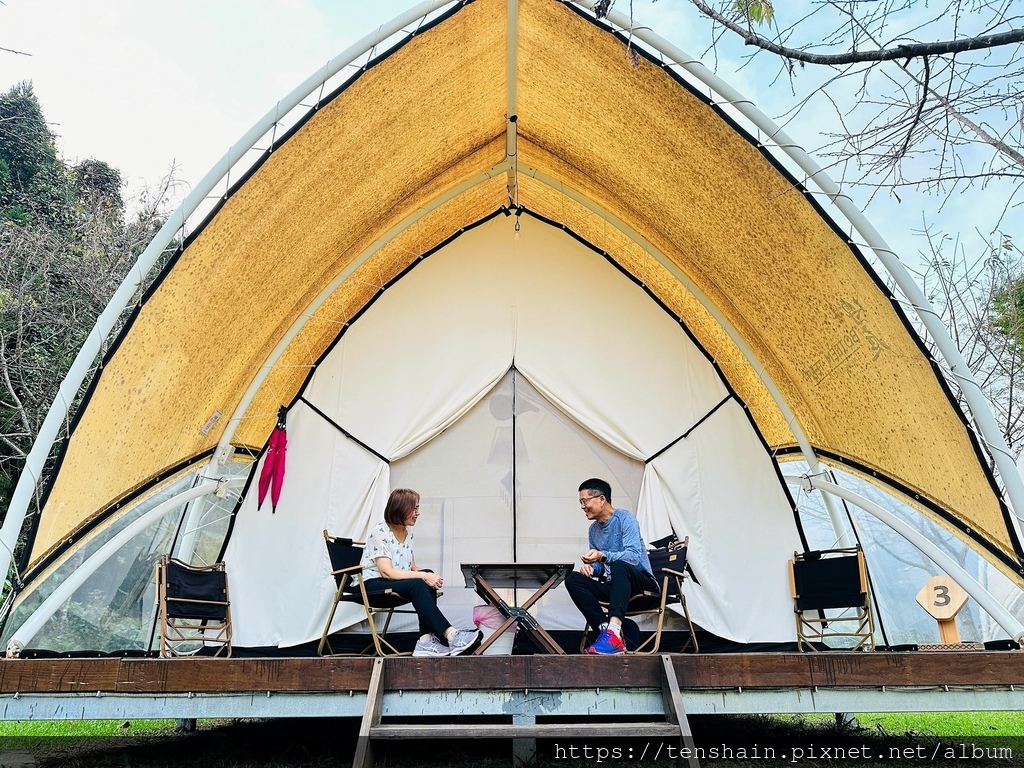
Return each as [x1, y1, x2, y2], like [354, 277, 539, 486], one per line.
[579, 478, 612, 505]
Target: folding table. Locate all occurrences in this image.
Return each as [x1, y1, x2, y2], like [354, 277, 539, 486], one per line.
[460, 562, 574, 655]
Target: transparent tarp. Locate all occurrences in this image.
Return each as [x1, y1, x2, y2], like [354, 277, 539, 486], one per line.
[785, 458, 1024, 646]
[1, 460, 247, 653]
[171, 476, 240, 567]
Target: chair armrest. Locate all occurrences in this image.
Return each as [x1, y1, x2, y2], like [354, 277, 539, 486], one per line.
[663, 567, 687, 579]
[330, 564, 363, 577]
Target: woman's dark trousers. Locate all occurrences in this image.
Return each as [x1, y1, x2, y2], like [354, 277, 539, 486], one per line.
[362, 572, 449, 638]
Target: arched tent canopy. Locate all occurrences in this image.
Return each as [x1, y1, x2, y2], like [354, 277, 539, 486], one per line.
[6, 0, 1024, 649]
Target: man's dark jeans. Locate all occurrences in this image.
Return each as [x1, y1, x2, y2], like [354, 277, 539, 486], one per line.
[565, 560, 658, 645]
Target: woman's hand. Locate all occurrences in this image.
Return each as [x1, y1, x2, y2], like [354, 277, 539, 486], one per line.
[420, 571, 444, 590]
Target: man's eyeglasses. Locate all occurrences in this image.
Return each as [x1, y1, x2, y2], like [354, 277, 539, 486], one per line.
[579, 494, 603, 507]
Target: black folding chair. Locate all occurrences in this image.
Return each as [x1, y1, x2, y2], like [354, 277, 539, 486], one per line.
[790, 546, 875, 651]
[155, 556, 232, 658]
[579, 536, 699, 654]
[319, 530, 424, 657]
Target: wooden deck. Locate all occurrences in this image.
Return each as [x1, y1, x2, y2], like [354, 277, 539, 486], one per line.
[3, 652, 1019, 768]
[1, 650, 1022, 695]
[1, 652, 1020, 768]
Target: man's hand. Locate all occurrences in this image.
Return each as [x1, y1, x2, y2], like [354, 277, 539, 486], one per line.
[579, 563, 595, 578]
[581, 549, 605, 564]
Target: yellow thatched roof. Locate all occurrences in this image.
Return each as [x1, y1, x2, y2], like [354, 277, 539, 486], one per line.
[33, 0, 1021, 581]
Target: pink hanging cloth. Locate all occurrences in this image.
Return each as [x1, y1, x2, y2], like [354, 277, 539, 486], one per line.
[257, 407, 288, 512]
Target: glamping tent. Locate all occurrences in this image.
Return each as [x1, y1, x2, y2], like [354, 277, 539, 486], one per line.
[3, 0, 1024, 653]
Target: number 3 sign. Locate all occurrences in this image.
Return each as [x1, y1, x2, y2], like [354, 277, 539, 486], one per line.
[916, 576, 968, 644]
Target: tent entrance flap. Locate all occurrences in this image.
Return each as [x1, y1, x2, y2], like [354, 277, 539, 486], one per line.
[222, 215, 803, 648]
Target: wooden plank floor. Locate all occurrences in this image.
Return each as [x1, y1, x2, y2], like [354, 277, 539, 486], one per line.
[0, 652, 1022, 695]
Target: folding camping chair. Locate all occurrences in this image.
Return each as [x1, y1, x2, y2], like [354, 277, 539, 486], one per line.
[318, 530, 425, 657]
[155, 555, 232, 658]
[579, 536, 699, 654]
[789, 546, 875, 651]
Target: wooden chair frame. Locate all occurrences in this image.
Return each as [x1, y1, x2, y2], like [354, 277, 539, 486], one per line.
[790, 546, 875, 652]
[319, 531, 422, 657]
[580, 536, 699, 655]
[155, 555, 232, 658]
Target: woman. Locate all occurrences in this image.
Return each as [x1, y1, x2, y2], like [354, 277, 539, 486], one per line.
[361, 488, 482, 657]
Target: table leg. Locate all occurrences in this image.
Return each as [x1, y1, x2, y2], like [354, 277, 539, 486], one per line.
[476, 615, 519, 654]
[513, 571, 566, 654]
[471, 571, 568, 655]
[473, 577, 520, 655]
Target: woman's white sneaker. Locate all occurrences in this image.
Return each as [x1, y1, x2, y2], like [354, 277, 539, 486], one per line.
[412, 634, 450, 657]
[447, 629, 483, 656]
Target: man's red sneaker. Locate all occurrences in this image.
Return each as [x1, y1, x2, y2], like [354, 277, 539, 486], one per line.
[584, 628, 625, 655]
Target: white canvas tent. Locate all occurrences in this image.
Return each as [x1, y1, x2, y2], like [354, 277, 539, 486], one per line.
[225, 215, 801, 647]
[3, 0, 1024, 653]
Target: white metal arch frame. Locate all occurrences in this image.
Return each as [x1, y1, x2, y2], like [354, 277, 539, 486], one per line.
[0, 0, 465, 598]
[211, 0, 851, 549]
[784, 474, 1024, 644]
[563, 0, 1024, 548]
[7, 0, 1022, 606]
[5, 478, 246, 654]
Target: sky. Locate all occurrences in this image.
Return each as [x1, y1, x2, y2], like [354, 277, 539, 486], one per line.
[1, 0, 1018, 272]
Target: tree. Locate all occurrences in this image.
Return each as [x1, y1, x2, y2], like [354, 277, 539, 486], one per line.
[0, 81, 55, 194]
[0, 81, 61, 227]
[908, 227, 1024, 459]
[600, 1, 1024, 209]
[0, 82, 180, 580]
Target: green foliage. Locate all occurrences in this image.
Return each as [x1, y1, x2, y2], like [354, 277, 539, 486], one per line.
[732, 0, 773, 25]
[0, 158, 12, 201]
[0, 81, 57, 197]
[0, 719, 179, 738]
[0, 79, 176, 584]
[2, 204, 29, 225]
[73, 159, 123, 211]
[991, 275, 1024, 359]
[858, 711, 1024, 737]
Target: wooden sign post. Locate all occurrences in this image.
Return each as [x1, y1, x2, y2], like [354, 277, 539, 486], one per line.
[916, 576, 969, 644]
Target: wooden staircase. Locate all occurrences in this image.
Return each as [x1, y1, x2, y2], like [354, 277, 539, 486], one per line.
[353, 655, 699, 768]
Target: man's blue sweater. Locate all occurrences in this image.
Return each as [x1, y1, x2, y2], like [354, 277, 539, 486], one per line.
[589, 508, 653, 579]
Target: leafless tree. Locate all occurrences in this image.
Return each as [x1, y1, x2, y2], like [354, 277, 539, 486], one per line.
[599, 1, 1024, 209]
[907, 225, 1024, 459]
[0, 170, 180, 572]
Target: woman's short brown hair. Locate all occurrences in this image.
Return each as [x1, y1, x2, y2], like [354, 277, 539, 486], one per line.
[384, 488, 420, 526]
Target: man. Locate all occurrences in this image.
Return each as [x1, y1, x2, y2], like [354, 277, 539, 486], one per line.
[565, 478, 658, 654]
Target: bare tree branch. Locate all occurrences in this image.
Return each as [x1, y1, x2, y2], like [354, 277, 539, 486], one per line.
[687, 0, 1024, 65]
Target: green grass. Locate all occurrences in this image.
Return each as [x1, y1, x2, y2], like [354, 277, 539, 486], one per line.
[776, 711, 1024, 737]
[0, 713, 1021, 766]
[858, 711, 1024, 737]
[0, 719, 179, 737]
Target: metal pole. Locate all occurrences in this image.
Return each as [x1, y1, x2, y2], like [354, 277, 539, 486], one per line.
[568, 0, 1024, 542]
[5, 478, 244, 653]
[505, 0, 519, 206]
[784, 473, 1024, 643]
[0, 0, 464, 594]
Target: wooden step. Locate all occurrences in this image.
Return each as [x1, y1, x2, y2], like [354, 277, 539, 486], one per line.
[370, 722, 681, 740]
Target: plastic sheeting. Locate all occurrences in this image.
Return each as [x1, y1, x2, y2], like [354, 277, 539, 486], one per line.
[224, 216, 802, 646]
